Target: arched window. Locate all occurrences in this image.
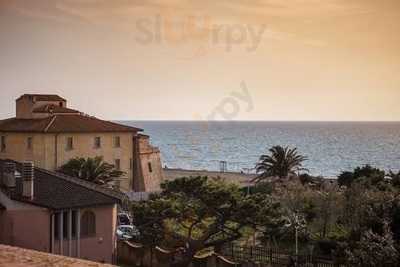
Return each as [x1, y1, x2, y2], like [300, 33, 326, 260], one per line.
[81, 210, 96, 237]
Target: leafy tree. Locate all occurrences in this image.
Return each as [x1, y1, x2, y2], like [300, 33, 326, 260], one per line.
[313, 185, 344, 239]
[337, 171, 355, 187]
[58, 156, 124, 186]
[345, 225, 399, 267]
[338, 165, 385, 187]
[255, 146, 308, 182]
[131, 176, 277, 267]
[388, 171, 400, 188]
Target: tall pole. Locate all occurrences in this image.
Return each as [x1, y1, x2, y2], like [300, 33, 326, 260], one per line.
[295, 212, 299, 267]
[295, 226, 298, 256]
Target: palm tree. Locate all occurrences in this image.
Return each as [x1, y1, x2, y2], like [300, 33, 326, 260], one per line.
[255, 146, 308, 182]
[58, 156, 125, 186]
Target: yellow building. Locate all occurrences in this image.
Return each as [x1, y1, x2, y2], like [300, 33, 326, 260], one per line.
[0, 94, 164, 192]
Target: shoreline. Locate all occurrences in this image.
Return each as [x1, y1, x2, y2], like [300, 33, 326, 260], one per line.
[163, 168, 338, 185]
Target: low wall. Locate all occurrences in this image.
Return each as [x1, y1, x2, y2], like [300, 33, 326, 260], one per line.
[117, 241, 242, 267]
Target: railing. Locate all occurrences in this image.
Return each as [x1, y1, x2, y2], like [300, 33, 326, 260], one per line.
[221, 243, 345, 267]
[126, 191, 160, 201]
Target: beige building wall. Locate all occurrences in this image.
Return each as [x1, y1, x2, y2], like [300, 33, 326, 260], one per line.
[0, 132, 135, 192]
[53, 132, 134, 191]
[0, 133, 48, 168]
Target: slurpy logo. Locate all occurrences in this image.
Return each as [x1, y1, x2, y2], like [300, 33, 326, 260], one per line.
[135, 13, 267, 54]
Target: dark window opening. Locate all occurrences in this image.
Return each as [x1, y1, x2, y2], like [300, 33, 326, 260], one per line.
[148, 162, 153, 173]
[1, 136, 5, 152]
[72, 211, 77, 237]
[94, 137, 101, 149]
[81, 210, 96, 237]
[27, 137, 33, 150]
[54, 213, 59, 240]
[114, 136, 121, 148]
[63, 211, 68, 238]
[66, 137, 73, 150]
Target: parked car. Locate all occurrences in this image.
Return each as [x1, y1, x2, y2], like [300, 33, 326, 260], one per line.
[118, 212, 132, 226]
[116, 225, 140, 241]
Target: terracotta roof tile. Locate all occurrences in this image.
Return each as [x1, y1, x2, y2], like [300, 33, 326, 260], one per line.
[0, 115, 142, 133]
[0, 117, 54, 132]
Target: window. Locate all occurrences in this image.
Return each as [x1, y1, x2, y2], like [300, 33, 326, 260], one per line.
[94, 137, 101, 149]
[81, 210, 96, 237]
[0, 136, 5, 152]
[54, 213, 60, 239]
[54, 211, 77, 240]
[66, 137, 73, 150]
[148, 162, 153, 173]
[115, 159, 121, 170]
[63, 211, 68, 238]
[114, 136, 121, 148]
[27, 137, 33, 150]
[59, 102, 63, 107]
[71, 210, 77, 237]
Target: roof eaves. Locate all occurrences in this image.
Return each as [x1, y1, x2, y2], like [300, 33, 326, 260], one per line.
[36, 167, 125, 203]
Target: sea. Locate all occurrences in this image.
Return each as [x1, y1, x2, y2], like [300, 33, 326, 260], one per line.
[121, 121, 400, 178]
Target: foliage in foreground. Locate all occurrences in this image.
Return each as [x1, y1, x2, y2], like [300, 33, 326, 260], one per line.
[131, 176, 279, 267]
[130, 144, 400, 266]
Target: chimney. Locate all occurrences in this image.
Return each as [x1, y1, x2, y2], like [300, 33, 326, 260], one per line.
[22, 161, 34, 200]
[1, 162, 17, 188]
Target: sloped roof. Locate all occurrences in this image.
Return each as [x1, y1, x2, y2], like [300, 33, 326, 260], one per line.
[0, 115, 142, 133]
[0, 117, 54, 132]
[17, 94, 66, 102]
[33, 104, 80, 114]
[0, 160, 125, 209]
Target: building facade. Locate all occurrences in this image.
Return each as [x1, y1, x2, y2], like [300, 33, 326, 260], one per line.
[0, 160, 123, 264]
[0, 94, 164, 192]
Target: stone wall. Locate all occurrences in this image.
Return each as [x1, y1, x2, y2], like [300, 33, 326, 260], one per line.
[117, 241, 240, 267]
[133, 135, 164, 192]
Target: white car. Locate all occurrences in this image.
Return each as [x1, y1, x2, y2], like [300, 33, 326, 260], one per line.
[116, 225, 140, 241]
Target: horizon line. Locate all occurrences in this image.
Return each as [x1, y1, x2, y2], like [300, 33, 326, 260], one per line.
[115, 119, 400, 123]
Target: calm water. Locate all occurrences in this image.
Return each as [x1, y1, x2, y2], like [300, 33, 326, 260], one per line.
[121, 121, 400, 177]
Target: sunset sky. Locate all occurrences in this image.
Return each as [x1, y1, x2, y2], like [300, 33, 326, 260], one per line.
[0, 0, 399, 121]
